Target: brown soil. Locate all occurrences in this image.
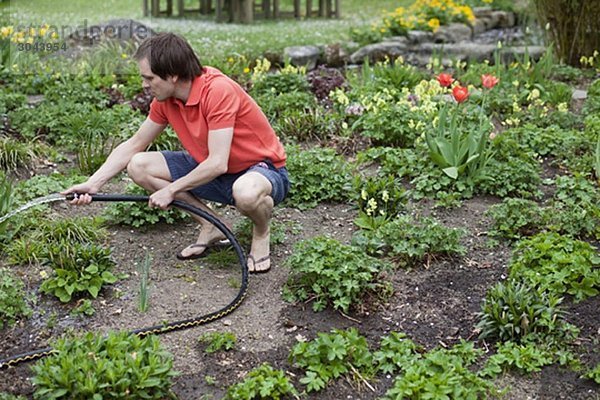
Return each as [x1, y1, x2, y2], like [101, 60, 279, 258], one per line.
[0, 178, 599, 399]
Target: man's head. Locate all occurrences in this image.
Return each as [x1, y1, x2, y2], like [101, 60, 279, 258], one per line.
[134, 32, 202, 81]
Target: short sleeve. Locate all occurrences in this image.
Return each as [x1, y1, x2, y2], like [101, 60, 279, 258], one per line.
[148, 99, 168, 125]
[203, 78, 240, 130]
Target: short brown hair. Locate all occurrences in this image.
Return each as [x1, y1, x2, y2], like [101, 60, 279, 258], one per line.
[134, 32, 202, 81]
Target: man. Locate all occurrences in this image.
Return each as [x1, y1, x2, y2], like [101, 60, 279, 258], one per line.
[63, 32, 289, 273]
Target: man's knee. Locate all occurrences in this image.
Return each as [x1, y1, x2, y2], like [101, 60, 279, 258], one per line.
[126, 153, 145, 180]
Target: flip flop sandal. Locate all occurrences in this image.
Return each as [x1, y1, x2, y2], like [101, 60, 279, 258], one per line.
[247, 254, 271, 274]
[176, 239, 231, 260]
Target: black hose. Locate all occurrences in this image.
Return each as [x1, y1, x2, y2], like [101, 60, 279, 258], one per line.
[0, 193, 248, 369]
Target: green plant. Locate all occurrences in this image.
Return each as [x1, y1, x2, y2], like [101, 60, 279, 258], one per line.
[480, 134, 543, 199]
[353, 214, 465, 268]
[509, 232, 600, 302]
[353, 103, 422, 147]
[353, 174, 407, 230]
[0, 136, 36, 172]
[77, 134, 116, 175]
[103, 184, 188, 228]
[198, 331, 237, 353]
[0, 393, 27, 400]
[383, 341, 496, 400]
[582, 364, 600, 384]
[373, 332, 422, 375]
[284, 146, 353, 209]
[224, 363, 298, 400]
[476, 280, 568, 342]
[425, 73, 497, 181]
[289, 328, 373, 392]
[31, 331, 179, 399]
[486, 198, 544, 240]
[138, 251, 151, 312]
[283, 236, 392, 312]
[40, 241, 119, 302]
[12, 172, 86, 203]
[481, 340, 554, 376]
[0, 267, 32, 328]
[70, 299, 95, 317]
[546, 174, 600, 239]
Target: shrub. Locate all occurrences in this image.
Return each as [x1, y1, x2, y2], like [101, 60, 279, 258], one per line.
[383, 341, 495, 400]
[306, 66, 346, 104]
[353, 174, 407, 230]
[353, 215, 465, 268]
[0, 136, 36, 172]
[283, 236, 392, 312]
[476, 280, 567, 342]
[289, 328, 373, 392]
[31, 331, 179, 399]
[224, 363, 298, 400]
[373, 332, 421, 375]
[486, 198, 544, 240]
[546, 174, 600, 239]
[284, 146, 353, 209]
[583, 364, 600, 384]
[198, 331, 237, 353]
[482, 341, 554, 376]
[103, 184, 188, 228]
[13, 172, 86, 203]
[509, 232, 600, 302]
[480, 134, 542, 199]
[353, 103, 421, 147]
[0, 267, 32, 328]
[40, 240, 118, 302]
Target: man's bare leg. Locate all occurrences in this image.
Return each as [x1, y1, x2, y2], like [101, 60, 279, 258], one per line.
[127, 152, 230, 258]
[232, 172, 273, 272]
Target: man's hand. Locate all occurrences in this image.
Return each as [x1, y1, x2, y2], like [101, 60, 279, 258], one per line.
[61, 182, 100, 205]
[149, 186, 175, 210]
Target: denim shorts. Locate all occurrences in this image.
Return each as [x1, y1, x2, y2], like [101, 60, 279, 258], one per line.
[161, 151, 290, 206]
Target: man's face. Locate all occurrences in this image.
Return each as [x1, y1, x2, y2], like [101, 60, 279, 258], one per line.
[138, 57, 176, 102]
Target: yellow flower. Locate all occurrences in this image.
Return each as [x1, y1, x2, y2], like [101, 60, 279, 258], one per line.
[39, 27, 48, 37]
[243, 67, 250, 73]
[121, 53, 128, 59]
[557, 102, 568, 113]
[51, 32, 58, 39]
[227, 57, 234, 63]
[427, 18, 440, 32]
[29, 27, 37, 37]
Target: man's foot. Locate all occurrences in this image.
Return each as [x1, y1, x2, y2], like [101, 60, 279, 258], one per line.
[177, 227, 228, 260]
[248, 229, 270, 273]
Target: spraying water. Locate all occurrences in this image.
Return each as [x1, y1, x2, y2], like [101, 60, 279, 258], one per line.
[0, 193, 65, 225]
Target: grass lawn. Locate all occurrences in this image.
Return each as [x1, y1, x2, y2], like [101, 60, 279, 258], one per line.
[3, 0, 410, 60]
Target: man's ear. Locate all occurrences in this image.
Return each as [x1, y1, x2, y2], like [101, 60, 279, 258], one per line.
[169, 75, 179, 83]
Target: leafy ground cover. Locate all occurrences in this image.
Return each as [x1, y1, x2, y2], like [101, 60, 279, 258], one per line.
[0, 0, 599, 399]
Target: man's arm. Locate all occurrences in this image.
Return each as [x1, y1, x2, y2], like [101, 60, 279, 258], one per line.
[63, 117, 166, 200]
[148, 127, 233, 209]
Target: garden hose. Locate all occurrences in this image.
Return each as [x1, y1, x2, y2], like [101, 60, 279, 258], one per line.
[0, 193, 249, 369]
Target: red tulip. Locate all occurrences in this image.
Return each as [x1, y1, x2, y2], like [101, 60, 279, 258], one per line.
[452, 85, 469, 103]
[437, 73, 454, 88]
[481, 74, 499, 89]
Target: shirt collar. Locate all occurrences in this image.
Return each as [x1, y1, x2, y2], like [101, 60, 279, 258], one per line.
[185, 72, 204, 106]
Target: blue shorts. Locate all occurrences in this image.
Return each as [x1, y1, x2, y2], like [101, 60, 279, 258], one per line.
[161, 151, 290, 206]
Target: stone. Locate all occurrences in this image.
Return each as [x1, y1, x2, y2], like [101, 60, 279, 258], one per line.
[492, 11, 516, 28]
[472, 19, 487, 35]
[407, 30, 434, 44]
[349, 41, 408, 64]
[572, 89, 587, 100]
[473, 6, 493, 19]
[284, 45, 321, 70]
[433, 23, 472, 43]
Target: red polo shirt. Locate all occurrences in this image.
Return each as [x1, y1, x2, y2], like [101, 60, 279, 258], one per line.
[148, 67, 286, 174]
